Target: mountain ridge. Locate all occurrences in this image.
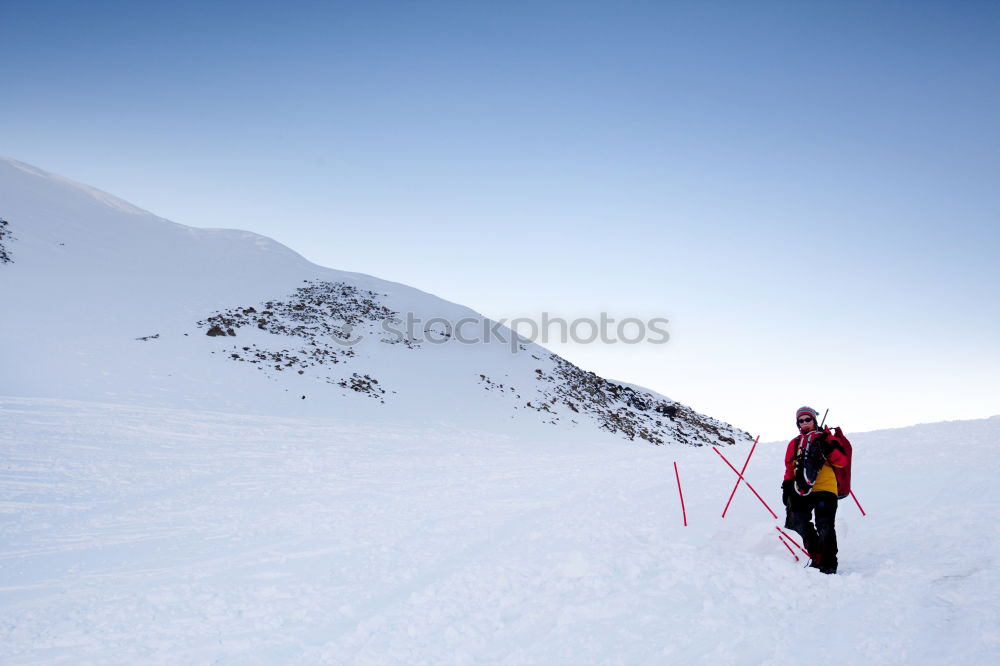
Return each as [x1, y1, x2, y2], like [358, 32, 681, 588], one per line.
[0, 157, 749, 447]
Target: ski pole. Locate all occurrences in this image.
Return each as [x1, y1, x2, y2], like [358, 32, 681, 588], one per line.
[819, 408, 829, 428]
[850, 489, 867, 516]
[775, 526, 810, 557]
[712, 447, 778, 519]
[673, 461, 687, 526]
[777, 533, 800, 562]
[721, 435, 759, 518]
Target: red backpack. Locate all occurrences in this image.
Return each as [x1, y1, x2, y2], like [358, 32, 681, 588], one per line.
[827, 426, 853, 500]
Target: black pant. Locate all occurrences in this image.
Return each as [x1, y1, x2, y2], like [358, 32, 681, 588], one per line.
[787, 491, 838, 572]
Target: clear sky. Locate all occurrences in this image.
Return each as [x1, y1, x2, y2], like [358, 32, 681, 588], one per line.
[3, 0, 998, 440]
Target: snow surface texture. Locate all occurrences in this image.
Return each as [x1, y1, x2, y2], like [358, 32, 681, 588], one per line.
[1, 399, 997, 664]
[0, 156, 746, 447]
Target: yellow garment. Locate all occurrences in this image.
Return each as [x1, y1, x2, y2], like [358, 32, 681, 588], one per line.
[812, 462, 839, 495]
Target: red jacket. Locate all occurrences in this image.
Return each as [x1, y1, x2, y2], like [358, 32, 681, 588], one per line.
[784, 428, 849, 495]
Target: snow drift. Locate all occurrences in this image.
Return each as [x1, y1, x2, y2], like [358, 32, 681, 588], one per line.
[1, 400, 997, 664]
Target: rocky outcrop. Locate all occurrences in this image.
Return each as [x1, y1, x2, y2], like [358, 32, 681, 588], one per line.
[198, 280, 393, 389]
[0, 219, 13, 264]
[480, 355, 746, 447]
[198, 280, 747, 446]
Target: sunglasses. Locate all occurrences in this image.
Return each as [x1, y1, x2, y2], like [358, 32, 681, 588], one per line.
[797, 417, 814, 424]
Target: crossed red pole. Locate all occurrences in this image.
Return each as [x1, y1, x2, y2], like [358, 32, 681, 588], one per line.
[712, 446, 778, 519]
[721, 435, 759, 518]
[775, 526, 810, 557]
[776, 533, 800, 562]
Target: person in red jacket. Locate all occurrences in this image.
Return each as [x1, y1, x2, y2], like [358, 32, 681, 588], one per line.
[782, 406, 848, 574]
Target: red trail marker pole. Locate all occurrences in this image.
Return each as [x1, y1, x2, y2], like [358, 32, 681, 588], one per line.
[850, 490, 867, 516]
[721, 435, 760, 518]
[775, 526, 810, 558]
[673, 461, 687, 527]
[777, 534, 800, 562]
[712, 447, 778, 520]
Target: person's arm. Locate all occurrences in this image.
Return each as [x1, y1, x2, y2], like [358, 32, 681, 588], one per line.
[781, 439, 796, 507]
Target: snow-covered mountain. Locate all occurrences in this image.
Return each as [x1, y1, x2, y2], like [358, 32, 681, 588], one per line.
[0, 157, 748, 447]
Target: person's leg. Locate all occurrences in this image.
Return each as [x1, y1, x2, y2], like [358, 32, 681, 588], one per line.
[813, 492, 839, 573]
[788, 494, 819, 564]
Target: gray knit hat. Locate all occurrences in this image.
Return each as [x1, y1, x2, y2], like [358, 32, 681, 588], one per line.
[795, 406, 819, 424]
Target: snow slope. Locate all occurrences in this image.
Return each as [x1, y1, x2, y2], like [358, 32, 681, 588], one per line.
[1, 399, 997, 664]
[0, 156, 745, 447]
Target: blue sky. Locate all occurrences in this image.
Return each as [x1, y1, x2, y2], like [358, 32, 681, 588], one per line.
[3, 0, 998, 439]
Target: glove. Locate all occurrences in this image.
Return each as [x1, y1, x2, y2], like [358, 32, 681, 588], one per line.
[781, 479, 794, 508]
[820, 430, 840, 457]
